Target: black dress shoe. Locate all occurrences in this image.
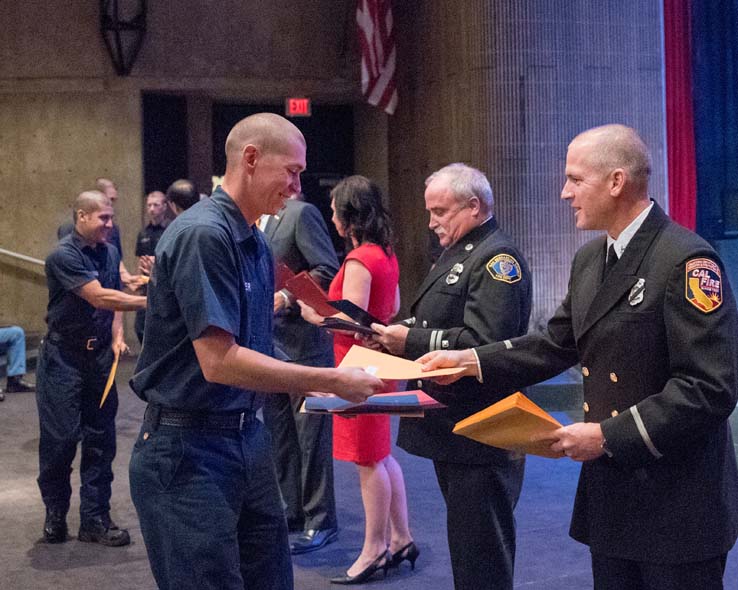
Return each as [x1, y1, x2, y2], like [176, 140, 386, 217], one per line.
[287, 518, 304, 533]
[43, 509, 68, 543]
[6, 376, 35, 393]
[290, 527, 338, 554]
[78, 515, 130, 547]
[330, 550, 391, 585]
[389, 541, 420, 569]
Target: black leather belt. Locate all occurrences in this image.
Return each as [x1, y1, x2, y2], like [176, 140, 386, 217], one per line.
[144, 405, 254, 430]
[46, 331, 110, 351]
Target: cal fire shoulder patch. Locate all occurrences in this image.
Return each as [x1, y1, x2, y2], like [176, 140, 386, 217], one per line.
[486, 254, 522, 284]
[685, 258, 722, 313]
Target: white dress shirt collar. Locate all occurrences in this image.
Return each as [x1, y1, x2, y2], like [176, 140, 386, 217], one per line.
[607, 201, 653, 259]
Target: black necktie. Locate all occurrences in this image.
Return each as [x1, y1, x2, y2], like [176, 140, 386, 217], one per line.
[602, 244, 618, 282]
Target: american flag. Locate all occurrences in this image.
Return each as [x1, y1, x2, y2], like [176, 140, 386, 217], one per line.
[356, 0, 398, 115]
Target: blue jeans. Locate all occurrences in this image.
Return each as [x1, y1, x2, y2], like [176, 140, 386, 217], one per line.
[129, 414, 293, 590]
[0, 326, 26, 377]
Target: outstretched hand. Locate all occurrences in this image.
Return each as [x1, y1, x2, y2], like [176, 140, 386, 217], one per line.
[332, 367, 385, 404]
[416, 349, 478, 384]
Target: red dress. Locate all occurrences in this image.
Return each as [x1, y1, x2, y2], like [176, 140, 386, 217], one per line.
[329, 243, 400, 465]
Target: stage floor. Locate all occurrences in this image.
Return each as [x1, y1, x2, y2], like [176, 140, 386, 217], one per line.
[1, 358, 735, 589]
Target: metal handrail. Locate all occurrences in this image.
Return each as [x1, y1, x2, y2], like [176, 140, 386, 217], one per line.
[0, 247, 45, 267]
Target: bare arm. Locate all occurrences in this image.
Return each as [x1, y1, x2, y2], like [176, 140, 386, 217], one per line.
[192, 326, 383, 403]
[111, 311, 130, 355]
[75, 280, 147, 311]
[341, 259, 372, 310]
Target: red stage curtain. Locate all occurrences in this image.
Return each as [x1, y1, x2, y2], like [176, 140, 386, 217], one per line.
[663, 0, 697, 230]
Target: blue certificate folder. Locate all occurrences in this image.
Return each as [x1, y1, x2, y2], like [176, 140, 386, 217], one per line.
[303, 390, 445, 415]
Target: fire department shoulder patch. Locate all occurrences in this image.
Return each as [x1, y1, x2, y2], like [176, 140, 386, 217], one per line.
[685, 258, 722, 313]
[486, 254, 522, 284]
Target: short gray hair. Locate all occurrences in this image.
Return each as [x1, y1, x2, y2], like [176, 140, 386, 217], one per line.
[425, 163, 494, 212]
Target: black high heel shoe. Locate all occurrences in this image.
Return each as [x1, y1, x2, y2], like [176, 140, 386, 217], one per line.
[389, 542, 420, 570]
[330, 550, 391, 585]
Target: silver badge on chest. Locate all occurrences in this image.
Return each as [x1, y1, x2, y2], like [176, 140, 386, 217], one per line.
[446, 263, 464, 285]
[628, 278, 645, 306]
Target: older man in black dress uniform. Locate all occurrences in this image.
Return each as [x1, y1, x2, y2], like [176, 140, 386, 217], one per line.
[373, 163, 532, 590]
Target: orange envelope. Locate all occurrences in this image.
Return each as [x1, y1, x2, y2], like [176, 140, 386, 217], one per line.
[337, 345, 465, 380]
[99, 349, 120, 409]
[453, 392, 563, 458]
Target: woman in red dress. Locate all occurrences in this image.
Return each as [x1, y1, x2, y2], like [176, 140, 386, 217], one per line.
[300, 176, 418, 584]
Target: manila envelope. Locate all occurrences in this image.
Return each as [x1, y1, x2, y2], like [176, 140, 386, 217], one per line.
[338, 345, 465, 380]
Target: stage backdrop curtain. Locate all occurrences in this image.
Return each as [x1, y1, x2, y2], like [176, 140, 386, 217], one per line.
[663, 0, 696, 231]
[691, 0, 738, 238]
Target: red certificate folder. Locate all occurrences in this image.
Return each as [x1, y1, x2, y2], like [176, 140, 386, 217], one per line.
[453, 392, 563, 458]
[274, 262, 295, 291]
[284, 271, 338, 317]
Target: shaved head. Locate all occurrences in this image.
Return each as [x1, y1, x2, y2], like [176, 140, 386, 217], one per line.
[73, 190, 111, 222]
[569, 124, 651, 191]
[224, 113, 305, 170]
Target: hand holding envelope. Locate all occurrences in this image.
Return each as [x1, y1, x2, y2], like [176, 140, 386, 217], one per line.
[337, 345, 465, 380]
[453, 392, 564, 458]
[416, 349, 480, 384]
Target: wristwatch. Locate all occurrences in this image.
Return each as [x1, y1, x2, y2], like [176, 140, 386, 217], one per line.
[601, 436, 614, 458]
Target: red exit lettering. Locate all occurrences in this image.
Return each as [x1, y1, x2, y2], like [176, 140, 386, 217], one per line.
[285, 98, 311, 117]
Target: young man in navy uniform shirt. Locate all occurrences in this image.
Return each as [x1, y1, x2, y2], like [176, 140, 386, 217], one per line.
[129, 113, 384, 590]
[419, 125, 738, 590]
[372, 163, 532, 590]
[38, 190, 146, 545]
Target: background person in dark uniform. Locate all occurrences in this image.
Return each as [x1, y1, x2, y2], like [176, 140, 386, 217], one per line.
[133, 190, 170, 343]
[136, 180, 199, 286]
[128, 113, 384, 590]
[371, 163, 532, 590]
[419, 125, 738, 590]
[37, 190, 146, 545]
[260, 195, 341, 553]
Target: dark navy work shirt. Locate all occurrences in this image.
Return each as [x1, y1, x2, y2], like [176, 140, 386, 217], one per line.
[59, 221, 122, 259]
[131, 187, 274, 412]
[135, 223, 168, 257]
[45, 231, 121, 337]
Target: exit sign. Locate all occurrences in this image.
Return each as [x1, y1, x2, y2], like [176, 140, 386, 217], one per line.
[285, 97, 311, 117]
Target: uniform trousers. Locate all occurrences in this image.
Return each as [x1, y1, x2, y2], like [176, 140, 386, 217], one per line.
[262, 392, 336, 531]
[129, 413, 292, 590]
[434, 458, 525, 590]
[591, 551, 728, 590]
[36, 337, 117, 519]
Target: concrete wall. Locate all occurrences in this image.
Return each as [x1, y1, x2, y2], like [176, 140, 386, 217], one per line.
[0, 91, 142, 332]
[0, 0, 361, 333]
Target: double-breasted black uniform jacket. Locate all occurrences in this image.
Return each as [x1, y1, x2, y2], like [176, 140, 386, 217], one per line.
[397, 217, 533, 464]
[475, 202, 738, 563]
